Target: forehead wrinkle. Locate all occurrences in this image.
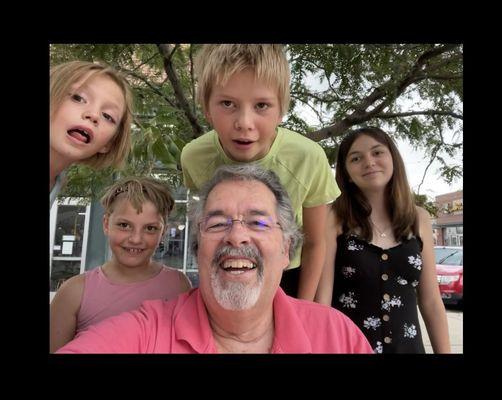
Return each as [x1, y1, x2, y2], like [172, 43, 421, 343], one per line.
[204, 210, 226, 218]
[205, 180, 276, 214]
[247, 209, 270, 217]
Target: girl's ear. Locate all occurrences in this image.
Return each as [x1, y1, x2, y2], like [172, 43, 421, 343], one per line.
[102, 213, 110, 236]
[204, 109, 213, 126]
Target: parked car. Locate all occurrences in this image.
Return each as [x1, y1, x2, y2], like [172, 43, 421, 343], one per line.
[434, 246, 463, 306]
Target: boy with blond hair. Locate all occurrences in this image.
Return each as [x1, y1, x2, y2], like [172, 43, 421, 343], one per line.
[181, 44, 339, 301]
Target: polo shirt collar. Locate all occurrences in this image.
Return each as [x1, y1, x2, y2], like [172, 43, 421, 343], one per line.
[173, 288, 216, 353]
[271, 287, 313, 353]
[173, 286, 313, 354]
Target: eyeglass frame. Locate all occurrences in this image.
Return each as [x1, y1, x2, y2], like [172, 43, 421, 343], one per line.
[198, 214, 282, 236]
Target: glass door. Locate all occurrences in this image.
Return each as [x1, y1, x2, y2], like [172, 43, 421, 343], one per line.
[49, 198, 91, 302]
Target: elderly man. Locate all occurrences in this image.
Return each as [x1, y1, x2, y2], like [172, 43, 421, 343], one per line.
[57, 164, 372, 353]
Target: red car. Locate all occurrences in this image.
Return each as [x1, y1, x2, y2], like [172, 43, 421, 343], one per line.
[434, 246, 463, 306]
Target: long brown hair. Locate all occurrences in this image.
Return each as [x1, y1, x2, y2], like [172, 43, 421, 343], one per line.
[333, 127, 418, 241]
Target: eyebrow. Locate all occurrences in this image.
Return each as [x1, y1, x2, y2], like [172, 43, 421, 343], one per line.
[73, 85, 122, 113]
[114, 217, 162, 226]
[348, 144, 385, 157]
[213, 93, 276, 102]
[204, 209, 271, 218]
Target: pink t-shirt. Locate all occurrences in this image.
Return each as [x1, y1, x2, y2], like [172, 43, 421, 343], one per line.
[60, 287, 373, 354]
[76, 266, 188, 333]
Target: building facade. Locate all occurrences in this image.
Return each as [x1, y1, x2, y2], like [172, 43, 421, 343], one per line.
[49, 186, 199, 302]
[432, 190, 463, 246]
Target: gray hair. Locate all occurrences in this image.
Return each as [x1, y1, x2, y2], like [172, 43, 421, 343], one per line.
[189, 164, 303, 260]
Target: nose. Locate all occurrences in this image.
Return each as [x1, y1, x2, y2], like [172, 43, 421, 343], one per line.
[234, 108, 254, 131]
[364, 155, 376, 168]
[128, 229, 143, 244]
[82, 108, 99, 125]
[223, 219, 251, 247]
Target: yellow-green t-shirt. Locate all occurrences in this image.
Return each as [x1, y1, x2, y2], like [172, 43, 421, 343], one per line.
[180, 127, 340, 269]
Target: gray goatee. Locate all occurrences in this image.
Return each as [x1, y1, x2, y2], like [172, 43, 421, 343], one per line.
[210, 245, 264, 310]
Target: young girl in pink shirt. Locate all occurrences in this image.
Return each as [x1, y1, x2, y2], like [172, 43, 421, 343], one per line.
[50, 176, 192, 352]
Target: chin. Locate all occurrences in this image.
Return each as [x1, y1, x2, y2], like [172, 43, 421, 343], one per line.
[119, 257, 148, 267]
[230, 153, 254, 162]
[211, 273, 262, 310]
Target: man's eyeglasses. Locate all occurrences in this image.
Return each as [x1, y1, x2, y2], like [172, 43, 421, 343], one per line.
[199, 215, 282, 236]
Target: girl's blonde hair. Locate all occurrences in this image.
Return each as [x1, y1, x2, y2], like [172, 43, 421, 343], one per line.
[100, 176, 175, 225]
[50, 60, 133, 169]
[194, 44, 291, 117]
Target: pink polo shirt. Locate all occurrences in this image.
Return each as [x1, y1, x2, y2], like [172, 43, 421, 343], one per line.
[57, 287, 373, 354]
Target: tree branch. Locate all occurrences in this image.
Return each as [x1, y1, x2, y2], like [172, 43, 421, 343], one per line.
[132, 53, 160, 72]
[189, 44, 196, 115]
[157, 44, 204, 138]
[415, 44, 458, 68]
[308, 44, 461, 142]
[376, 110, 463, 120]
[417, 144, 440, 195]
[290, 94, 324, 122]
[427, 74, 463, 81]
[290, 89, 342, 104]
[117, 66, 177, 109]
[308, 119, 354, 141]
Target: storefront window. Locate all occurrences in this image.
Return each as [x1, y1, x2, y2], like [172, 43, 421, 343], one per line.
[151, 187, 200, 287]
[153, 202, 187, 269]
[50, 260, 81, 291]
[50, 200, 90, 300]
[52, 205, 87, 258]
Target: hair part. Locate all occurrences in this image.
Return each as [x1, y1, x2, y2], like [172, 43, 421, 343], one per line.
[194, 44, 291, 116]
[333, 126, 418, 241]
[189, 164, 302, 259]
[100, 176, 174, 224]
[50, 60, 134, 170]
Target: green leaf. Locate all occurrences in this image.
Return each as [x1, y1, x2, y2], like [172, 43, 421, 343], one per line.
[152, 137, 177, 165]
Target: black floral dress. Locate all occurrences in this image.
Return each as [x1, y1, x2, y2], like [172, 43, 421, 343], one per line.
[332, 234, 426, 353]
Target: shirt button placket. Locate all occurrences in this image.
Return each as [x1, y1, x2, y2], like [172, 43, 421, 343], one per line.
[380, 252, 391, 348]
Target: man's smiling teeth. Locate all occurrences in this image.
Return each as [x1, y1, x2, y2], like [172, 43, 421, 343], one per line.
[220, 259, 256, 273]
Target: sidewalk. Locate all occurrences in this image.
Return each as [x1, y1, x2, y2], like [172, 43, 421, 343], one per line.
[418, 307, 463, 353]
